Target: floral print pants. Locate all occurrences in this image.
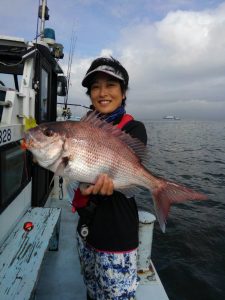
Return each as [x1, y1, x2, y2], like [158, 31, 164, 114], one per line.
[77, 233, 139, 300]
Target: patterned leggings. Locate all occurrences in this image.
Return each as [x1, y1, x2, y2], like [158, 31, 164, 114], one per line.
[77, 233, 139, 300]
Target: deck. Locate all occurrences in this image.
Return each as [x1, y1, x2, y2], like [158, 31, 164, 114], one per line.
[36, 195, 168, 300]
[35, 197, 86, 299]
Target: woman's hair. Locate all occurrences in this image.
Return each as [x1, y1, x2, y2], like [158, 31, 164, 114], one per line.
[84, 57, 129, 105]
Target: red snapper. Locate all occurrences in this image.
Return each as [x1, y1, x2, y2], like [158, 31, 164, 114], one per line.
[23, 112, 207, 232]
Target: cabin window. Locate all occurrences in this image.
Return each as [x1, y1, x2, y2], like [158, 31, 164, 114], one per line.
[0, 73, 22, 90]
[0, 142, 31, 213]
[40, 68, 49, 121]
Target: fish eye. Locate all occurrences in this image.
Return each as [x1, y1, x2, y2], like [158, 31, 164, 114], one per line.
[43, 128, 54, 137]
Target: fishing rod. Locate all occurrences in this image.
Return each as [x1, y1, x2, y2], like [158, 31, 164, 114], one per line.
[64, 29, 77, 110]
[57, 102, 90, 109]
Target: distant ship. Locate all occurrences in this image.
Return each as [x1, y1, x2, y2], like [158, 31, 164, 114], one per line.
[163, 115, 181, 120]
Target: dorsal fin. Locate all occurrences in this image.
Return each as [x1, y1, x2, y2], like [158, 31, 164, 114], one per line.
[80, 111, 148, 162]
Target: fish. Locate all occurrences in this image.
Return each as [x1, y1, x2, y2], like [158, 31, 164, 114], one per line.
[23, 111, 207, 232]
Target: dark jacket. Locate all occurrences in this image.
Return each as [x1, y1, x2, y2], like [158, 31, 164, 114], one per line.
[77, 117, 147, 252]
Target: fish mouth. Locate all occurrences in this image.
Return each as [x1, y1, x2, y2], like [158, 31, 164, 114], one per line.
[22, 131, 40, 150]
[22, 134, 32, 149]
[21, 138, 28, 150]
[21, 138, 34, 150]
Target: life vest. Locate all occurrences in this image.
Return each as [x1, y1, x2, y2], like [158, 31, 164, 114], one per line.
[71, 114, 134, 213]
[116, 113, 133, 129]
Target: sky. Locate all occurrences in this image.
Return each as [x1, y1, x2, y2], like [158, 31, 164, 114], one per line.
[1, 0, 225, 120]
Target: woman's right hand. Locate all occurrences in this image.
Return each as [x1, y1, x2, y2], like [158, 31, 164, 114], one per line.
[80, 174, 114, 196]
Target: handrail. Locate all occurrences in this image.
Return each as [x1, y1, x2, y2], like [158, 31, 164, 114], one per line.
[0, 100, 12, 108]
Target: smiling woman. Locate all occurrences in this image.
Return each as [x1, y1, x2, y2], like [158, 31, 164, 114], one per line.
[74, 56, 148, 300]
[83, 57, 129, 106]
[89, 73, 125, 114]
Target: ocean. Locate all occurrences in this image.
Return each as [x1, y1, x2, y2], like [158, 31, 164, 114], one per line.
[137, 120, 225, 300]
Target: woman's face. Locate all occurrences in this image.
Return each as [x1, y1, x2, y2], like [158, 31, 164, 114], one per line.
[90, 73, 125, 114]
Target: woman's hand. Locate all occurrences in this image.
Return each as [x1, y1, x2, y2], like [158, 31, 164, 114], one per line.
[80, 174, 114, 196]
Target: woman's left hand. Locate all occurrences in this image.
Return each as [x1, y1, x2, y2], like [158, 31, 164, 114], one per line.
[80, 174, 114, 196]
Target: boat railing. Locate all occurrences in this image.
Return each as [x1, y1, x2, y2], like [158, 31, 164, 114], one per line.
[0, 100, 12, 107]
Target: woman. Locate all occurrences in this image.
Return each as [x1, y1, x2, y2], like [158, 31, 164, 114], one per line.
[75, 57, 147, 300]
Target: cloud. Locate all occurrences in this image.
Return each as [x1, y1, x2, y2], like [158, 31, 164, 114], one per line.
[67, 2, 225, 120]
[111, 3, 225, 119]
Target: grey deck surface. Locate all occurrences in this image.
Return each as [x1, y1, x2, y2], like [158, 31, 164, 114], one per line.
[35, 198, 86, 300]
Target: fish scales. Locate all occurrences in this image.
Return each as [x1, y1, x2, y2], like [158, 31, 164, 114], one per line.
[67, 122, 142, 186]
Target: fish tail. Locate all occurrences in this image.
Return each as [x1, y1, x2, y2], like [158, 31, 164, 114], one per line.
[150, 177, 207, 233]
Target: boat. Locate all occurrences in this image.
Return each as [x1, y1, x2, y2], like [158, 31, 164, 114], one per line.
[0, 2, 168, 299]
[163, 115, 180, 120]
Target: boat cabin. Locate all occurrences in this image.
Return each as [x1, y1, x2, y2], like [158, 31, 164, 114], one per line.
[0, 35, 66, 244]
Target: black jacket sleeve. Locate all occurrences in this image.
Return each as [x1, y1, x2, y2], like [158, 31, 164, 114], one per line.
[122, 120, 147, 145]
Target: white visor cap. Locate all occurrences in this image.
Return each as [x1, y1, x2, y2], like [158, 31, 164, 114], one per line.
[82, 65, 125, 87]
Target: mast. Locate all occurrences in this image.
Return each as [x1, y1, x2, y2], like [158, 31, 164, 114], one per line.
[39, 0, 49, 40]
